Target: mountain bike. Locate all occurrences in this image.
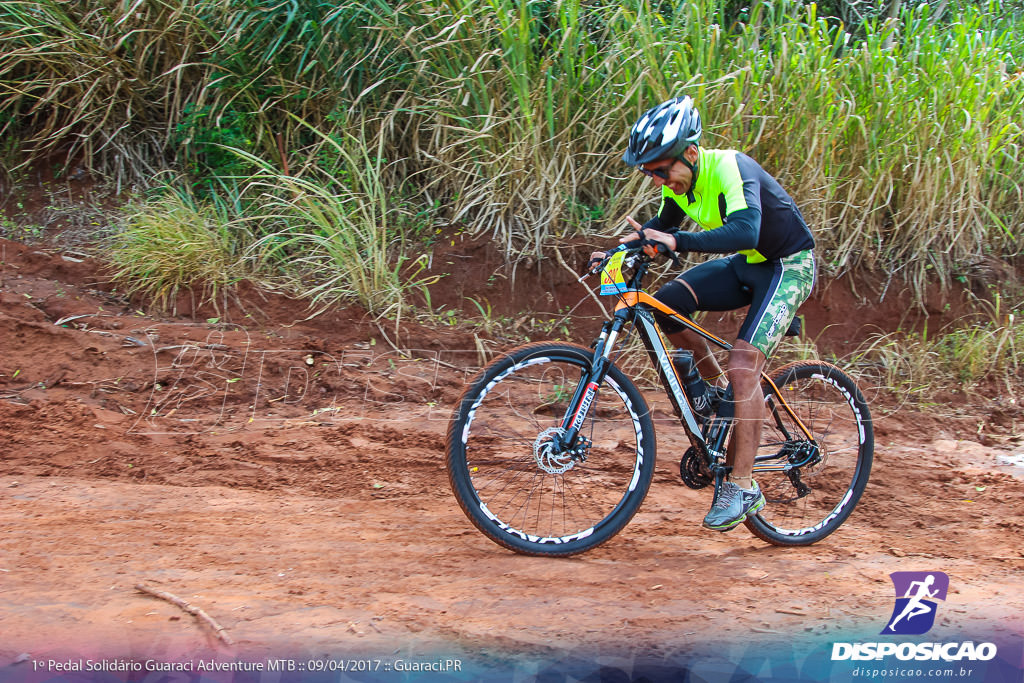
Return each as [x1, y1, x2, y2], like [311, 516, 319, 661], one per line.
[445, 239, 873, 556]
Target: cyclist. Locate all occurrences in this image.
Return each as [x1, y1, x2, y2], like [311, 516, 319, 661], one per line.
[615, 96, 816, 532]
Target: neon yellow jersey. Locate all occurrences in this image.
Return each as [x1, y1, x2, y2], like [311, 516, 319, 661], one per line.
[656, 148, 814, 263]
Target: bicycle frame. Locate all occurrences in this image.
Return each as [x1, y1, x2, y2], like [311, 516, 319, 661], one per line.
[557, 257, 815, 475]
[446, 243, 873, 553]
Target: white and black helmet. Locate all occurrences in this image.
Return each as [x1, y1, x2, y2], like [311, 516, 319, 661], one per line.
[622, 96, 702, 166]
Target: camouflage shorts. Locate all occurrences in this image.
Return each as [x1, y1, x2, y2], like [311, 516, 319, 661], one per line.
[656, 249, 817, 358]
[744, 249, 816, 357]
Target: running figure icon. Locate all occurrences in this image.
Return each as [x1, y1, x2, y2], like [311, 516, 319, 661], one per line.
[882, 571, 949, 635]
[888, 575, 939, 630]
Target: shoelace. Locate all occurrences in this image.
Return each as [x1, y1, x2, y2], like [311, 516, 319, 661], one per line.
[714, 482, 739, 509]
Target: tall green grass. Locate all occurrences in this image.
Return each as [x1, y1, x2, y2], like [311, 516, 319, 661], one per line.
[107, 125, 436, 319]
[0, 0, 210, 183]
[239, 127, 437, 320]
[2, 0, 1022, 304]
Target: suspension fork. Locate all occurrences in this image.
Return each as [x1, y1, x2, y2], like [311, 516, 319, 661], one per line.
[552, 311, 631, 452]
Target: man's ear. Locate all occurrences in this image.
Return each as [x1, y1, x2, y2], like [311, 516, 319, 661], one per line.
[684, 144, 699, 163]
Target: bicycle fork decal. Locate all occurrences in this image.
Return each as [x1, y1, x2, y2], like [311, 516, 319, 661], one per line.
[569, 382, 600, 431]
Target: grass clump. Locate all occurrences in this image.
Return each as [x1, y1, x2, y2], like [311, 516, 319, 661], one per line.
[846, 297, 1023, 402]
[239, 123, 439, 320]
[106, 189, 255, 312]
[107, 125, 439, 321]
[247, 168, 431, 321]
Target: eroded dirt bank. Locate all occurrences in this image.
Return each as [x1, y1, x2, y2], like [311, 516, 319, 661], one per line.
[0, 239, 1022, 677]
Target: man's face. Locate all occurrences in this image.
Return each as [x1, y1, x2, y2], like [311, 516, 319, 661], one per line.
[638, 146, 696, 196]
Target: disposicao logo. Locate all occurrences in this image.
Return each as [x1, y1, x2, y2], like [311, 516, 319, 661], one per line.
[882, 571, 949, 635]
[831, 571, 998, 663]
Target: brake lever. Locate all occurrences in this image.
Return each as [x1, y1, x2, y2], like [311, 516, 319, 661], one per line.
[632, 227, 681, 267]
[654, 242, 681, 267]
[582, 237, 646, 278]
[582, 254, 611, 280]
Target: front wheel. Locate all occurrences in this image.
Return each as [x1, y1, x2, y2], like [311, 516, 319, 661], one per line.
[446, 342, 656, 556]
[744, 361, 874, 546]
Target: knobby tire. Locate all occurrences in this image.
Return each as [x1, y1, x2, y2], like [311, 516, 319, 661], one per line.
[446, 342, 656, 556]
[744, 360, 874, 546]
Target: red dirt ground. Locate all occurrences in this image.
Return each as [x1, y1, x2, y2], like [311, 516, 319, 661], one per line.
[1, 237, 1022, 675]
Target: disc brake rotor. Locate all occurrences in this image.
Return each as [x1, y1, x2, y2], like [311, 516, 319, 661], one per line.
[533, 427, 577, 474]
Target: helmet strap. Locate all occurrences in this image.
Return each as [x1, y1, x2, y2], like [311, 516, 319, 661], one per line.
[678, 152, 699, 203]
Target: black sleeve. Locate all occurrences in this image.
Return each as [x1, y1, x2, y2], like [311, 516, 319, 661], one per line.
[642, 195, 685, 233]
[672, 207, 761, 254]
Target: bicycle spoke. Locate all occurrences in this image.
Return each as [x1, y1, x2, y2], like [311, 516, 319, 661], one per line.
[745, 362, 873, 545]
[447, 343, 655, 555]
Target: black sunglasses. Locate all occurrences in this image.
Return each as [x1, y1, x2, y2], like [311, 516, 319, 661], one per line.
[638, 164, 671, 181]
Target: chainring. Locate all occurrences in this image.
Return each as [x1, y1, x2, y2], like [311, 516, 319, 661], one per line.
[679, 447, 713, 490]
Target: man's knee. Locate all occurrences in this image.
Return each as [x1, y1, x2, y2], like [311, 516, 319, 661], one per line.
[727, 343, 766, 400]
[654, 279, 697, 334]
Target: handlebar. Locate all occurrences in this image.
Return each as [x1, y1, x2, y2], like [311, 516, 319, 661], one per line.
[585, 229, 681, 277]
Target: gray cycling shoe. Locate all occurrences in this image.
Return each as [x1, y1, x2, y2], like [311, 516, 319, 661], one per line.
[703, 480, 765, 531]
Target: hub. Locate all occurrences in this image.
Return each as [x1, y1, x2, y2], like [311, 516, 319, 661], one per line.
[533, 427, 589, 474]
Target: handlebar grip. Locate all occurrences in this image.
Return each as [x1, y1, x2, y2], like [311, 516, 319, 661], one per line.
[585, 229, 680, 277]
[654, 242, 681, 267]
[616, 238, 645, 252]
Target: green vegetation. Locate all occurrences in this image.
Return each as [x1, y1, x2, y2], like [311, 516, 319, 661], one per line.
[850, 296, 1023, 399]
[106, 188, 255, 312]
[3, 1, 1022, 269]
[1, 0, 1022, 392]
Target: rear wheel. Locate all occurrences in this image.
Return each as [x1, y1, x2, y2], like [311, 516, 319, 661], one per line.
[744, 361, 873, 545]
[446, 342, 656, 556]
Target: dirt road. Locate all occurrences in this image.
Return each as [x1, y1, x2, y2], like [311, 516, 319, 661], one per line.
[1, 240, 1022, 680]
